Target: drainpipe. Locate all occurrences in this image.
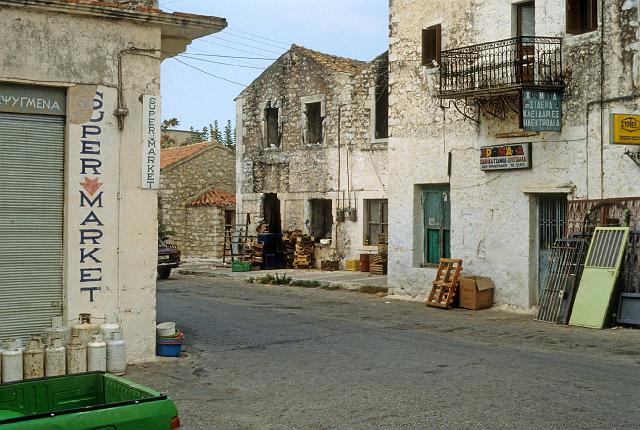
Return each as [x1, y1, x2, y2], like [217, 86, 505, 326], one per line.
[600, 0, 606, 199]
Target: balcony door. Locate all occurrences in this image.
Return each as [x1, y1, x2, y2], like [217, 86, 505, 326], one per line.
[516, 2, 535, 83]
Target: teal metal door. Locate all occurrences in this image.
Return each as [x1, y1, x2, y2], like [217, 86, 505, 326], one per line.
[423, 188, 450, 265]
[538, 195, 566, 295]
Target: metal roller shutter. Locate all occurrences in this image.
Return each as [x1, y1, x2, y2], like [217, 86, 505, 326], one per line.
[0, 113, 64, 341]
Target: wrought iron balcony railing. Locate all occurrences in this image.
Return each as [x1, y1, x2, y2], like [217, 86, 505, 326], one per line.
[439, 36, 564, 98]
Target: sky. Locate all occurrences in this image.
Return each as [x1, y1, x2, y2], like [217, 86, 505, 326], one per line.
[159, 0, 389, 132]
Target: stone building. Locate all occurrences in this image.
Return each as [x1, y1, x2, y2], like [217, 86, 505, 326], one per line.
[0, 0, 226, 361]
[388, 0, 640, 308]
[236, 45, 389, 265]
[160, 141, 236, 258]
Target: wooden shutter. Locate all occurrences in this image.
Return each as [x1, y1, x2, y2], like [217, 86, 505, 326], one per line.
[421, 24, 441, 67]
[566, 0, 580, 35]
[589, 0, 598, 32]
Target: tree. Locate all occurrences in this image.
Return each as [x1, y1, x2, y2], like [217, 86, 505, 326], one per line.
[183, 126, 209, 145]
[161, 118, 180, 148]
[210, 120, 223, 143]
[223, 120, 236, 150]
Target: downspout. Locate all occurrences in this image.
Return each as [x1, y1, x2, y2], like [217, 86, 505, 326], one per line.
[600, 0, 606, 199]
[337, 105, 342, 255]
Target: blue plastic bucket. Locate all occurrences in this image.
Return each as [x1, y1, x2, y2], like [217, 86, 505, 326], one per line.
[156, 338, 183, 357]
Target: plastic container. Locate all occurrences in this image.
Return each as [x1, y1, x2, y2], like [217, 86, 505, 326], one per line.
[87, 334, 107, 372]
[2, 340, 23, 383]
[72, 313, 99, 345]
[156, 339, 183, 357]
[232, 260, 252, 272]
[345, 259, 359, 271]
[24, 337, 45, 380]
[106, 331, 126, 376]
[45, 338, 66, 377]
[66, 335, 87, 375]
[156, 322, 176, 337]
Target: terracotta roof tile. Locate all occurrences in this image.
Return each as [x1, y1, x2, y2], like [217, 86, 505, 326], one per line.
[161, 142, 210, 169]
[187, 188, 236, 208]
[291, 44, 367, 74]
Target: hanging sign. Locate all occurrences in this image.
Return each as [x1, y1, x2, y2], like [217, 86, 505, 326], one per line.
[141, 95, 160, 189]
[521, 89, 562, 132]
[480, 143, 532, 171]
[610, 113, 640, 145]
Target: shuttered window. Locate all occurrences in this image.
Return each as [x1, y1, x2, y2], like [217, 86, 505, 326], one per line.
[0, 113, 64, 341]
[566, 0, 598, 35]
[422, 24, 442, 68]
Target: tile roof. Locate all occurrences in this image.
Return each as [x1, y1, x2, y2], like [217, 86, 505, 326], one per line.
[187, 188, 236, 208]
[161, 142, 211, 169]
[291, 44, 367, 74]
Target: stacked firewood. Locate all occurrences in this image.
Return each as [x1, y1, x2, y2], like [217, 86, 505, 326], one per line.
[370, 233, 388, 275]
[294, 235, 315, 269]
[282, 230, 302, 268]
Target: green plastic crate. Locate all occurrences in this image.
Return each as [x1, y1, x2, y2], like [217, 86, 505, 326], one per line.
[232, 261, 252, 272]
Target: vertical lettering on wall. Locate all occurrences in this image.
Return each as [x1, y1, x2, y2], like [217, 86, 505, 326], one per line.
[78, 91, 105, 302]
[141, 95, 161, 189]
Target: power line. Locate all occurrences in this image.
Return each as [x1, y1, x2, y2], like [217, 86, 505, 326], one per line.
[178, 54, 266, 70]
[219, 29, 290, 51]
[159, 0, 186, 6]
[196, 38, 280, 58]
[226, 27, 290, 47]
[173, 58, 247, 87]
[180, 52, 277, 61]
[208, 35, 284, 55]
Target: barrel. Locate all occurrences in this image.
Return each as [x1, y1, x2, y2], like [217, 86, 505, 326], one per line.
[360, 254, 371, 272]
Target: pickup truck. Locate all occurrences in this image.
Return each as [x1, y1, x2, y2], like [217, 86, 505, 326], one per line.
[0, 372, 181, 429]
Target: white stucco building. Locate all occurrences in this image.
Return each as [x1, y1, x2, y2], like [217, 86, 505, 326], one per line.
[388, 0, 640, 308]
[0, 0, 226, 361]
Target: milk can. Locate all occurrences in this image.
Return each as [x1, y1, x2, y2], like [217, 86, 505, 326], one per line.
[106, 331, 126, 376]
[2, 340, 24, 383]
[44, 316, 71, 346]
[87, 334, 107, 372]
[100, 313, 121, 341]
[23, 337, 45, 380]
[72, 313, 99, 345]
[45, 338, 66, 377]
[66, 335, 87, 375]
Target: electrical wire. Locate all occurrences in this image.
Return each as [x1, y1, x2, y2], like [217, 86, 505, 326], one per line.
[173, 58, 247, 87]
[219, 30, 290, 50]
[177, 54, 266, 70]
[207, 35, 284, 55]
[195, 38, 279, 57]
[176, 52, 277, 61]
[226, 27, 290, 47]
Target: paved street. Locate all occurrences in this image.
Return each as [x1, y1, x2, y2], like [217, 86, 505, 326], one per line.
[128, 275, 640, 430]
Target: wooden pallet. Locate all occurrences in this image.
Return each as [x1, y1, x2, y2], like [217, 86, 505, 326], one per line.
[425, 258, 463, 309]
[293, 235, 314, 269]
[369, 254, 387, 275]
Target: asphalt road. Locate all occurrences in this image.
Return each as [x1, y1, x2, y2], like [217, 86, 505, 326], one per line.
[128, 275, 640, 430]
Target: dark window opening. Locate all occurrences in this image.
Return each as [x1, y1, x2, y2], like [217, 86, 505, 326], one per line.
[375, 64, 389, 140]
[265, 107, 279, 148]
[421, 24, 441, 67]
[566, 0, 597, 35]
[263, 193, 282, 234]
[365, 199, 388, 245]
[309, 199, 333, 242]
[305, 102, 323, 144]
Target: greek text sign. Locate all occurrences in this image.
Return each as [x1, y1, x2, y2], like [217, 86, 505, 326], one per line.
[522, 90, 562, 132]
[0, 83, 66, 116]
[480, 143, 531, 171]
[610, 113, 640, 145]
[142, 95, 160, 189]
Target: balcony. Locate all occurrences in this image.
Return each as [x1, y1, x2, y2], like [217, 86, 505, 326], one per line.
[439, 36, 564, 99]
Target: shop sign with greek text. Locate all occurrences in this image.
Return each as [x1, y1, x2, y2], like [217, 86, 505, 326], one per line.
[141, 95, 160, 189]
[0, 83, 66, 116]
[610, 113, 640, 145]
[480, 143, 531, 171]
[522, 90, 562, 132]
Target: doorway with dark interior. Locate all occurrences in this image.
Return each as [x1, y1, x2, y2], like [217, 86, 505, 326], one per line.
[263, 193, 282, 234]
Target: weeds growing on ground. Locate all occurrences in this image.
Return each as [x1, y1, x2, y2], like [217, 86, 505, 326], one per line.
[256, 273, 292, 285]
[290, 280, 322, 288]
[357, 285, 389, 295]
[321, 284, 343, 291]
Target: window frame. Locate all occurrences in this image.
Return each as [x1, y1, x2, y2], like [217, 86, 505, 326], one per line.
[421, 24, 442, 68]
[300, 95, 327, 146]
[566, 0, 598, 36]
[364, 199, 388, 246]
[264, 106, 280, 148]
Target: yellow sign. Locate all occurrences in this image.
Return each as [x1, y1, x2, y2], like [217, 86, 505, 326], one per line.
[611, 113, 640, 145]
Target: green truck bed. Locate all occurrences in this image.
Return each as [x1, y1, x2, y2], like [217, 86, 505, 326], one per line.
[0, 372, 179, 429]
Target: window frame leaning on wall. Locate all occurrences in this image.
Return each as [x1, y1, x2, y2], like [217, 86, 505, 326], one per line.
[364, 199, 388, 245]
[300, 94, 327, 146]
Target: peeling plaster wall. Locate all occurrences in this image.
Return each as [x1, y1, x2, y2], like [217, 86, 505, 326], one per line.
[0, 7, 161, 361]
[389, 0, 640, 307]
[159, 144, 236, 258]
[237, 50, 389, 262]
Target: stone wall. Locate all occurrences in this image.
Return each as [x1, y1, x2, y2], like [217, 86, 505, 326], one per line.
[388, 0, 640, 307]
[236, 47, 389, 262]
[184, 205, 229, 258]
[160, 143, 236, 257]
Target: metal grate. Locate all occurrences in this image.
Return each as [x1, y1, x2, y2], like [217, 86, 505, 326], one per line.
[585, 229, 627, 268]
[623, 232, 640, 293]
[539, 196, 567, 251]
[537, 239, 589, 324]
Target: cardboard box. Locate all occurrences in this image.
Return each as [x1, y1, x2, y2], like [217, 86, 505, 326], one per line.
[459, 276, 494, 310]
